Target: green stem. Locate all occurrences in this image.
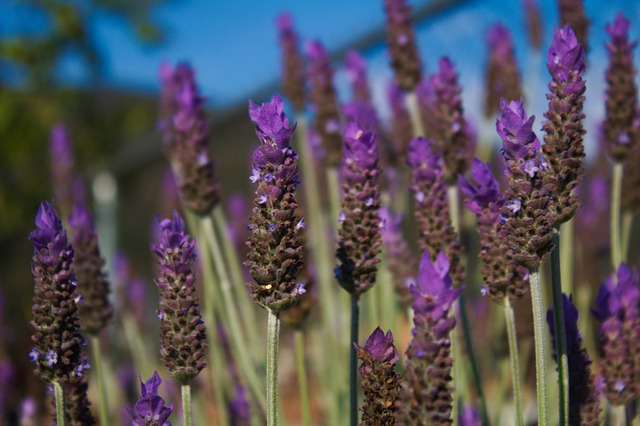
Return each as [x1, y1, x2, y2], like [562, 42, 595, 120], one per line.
[560, 219, 574, 293]
[91, 336, 109, 426]
[406, 90, 425, 137]
[622, 210, 633, 263]
[529, 268, 549, 426]
[551, 232, 569, 426]
[181, 384, 192, 426]
[294, 331, 312, 426]
[504, 299, 524, 426]
[327, 167, 342, 226]
[201, 215, 266, 413]
[611, 162, 623, 269]
[54, 381, 66, 426]
[266, 310, 281, 426]
[350, 295, 360, 426]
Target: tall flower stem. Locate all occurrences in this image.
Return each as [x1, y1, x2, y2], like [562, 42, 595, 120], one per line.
[406, 91, 425, 137]
[350, 294, 361, 426]
[530, 268, 549, 426]
[91, 336, 109, 426]
[621, 211, 633, 262]
[327, 167, 342, 225]
[294, 330, 312, 426]
[560, 219, 574, 292]
[611, 163, 623, 269]
[266, 310, 281, 426]
[201, 215, 266, 412]
[181, 384, 192, 426]
[54, 381, 66, 426]
[551, 232, 569, 425]
[504, 299, 524, 426]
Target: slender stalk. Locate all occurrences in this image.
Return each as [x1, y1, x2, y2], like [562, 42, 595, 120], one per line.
[54, 381, 66, 426]
[181, 384, 192, 426]
[201, 215, 266, 413]
[560, 219, 574, 293]
[529, 268, 549, 426]
[266, 310, 281, 426]
[294, 331, 312, 426]
[405, 90, 425, 137]
[327, 167, 342, 225]
[504, 299, 524, 426]
[611, 162, 623, 269]
[622, 210, 633, 263]
[551, 232, 569, 426]
[91, 336, 109, 426]
[350, 295, 361, 426]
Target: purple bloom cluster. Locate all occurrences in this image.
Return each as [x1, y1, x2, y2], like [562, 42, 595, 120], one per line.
[592, 263, 640, 406]
[158, 63, 194, 149]
[497, 100, 555, 270]
[69, 202, 113, 335]
[603, 13, 638, 162]
[383, 0, 422, 91]
[151, 212, 207, 385]
[542, 24, 587, 225]
[245, 93, 305, 313]
[407, 137, 464, 287]
[397, 251, 462, 424]
[276, 13, 306, 112]
[460, 159, 529, 304]
[484, 24, 523, 118]
[28, 202, 89, 386]
[379, 207, 415, 306]
[387, 82, 413, 159]
[355, 327, 401, 425]
[547, 294, 601, 425]
[335, 121, 382, 295]
[306, 40, 343, 167]
[159, 62, 219, 215]
[127, 371, 174, 426]
[345, 50, 372, 103]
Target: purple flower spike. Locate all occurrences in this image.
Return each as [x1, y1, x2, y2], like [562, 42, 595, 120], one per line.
[276, 12, 306, 112]
[383, 0, 422, 91]
[387, 81, 413, 159]
[524, 0, 542, 50]
[407, 137, 465, 287]
[397, 250, 461, 424]
[128, 371, 174, 426]
[378, 207, 415, 306]
[228, 385, 251, 426]
[69, 202, 113, 335]
[603, 12, 638, 162]
[459, 405, 482, 426]
[335, 121, 381, 295]
[558, 0, 589, 54]
[484, 24, 523, 118]
[29, 202, 89, 386]
[245, 94, 304, 313]
[498, 100, 555, 270]
[306, 39, 343, 167]
[49, 124, 77, 218]
[152, 212, 207, 385]
[355, 327, 401, 425]
[345, 50, 372, 103]
[459, 158, 503, 215]
[542, 24, 587, 225]
[592, 263, 640, 406]
[547, 294, 602, 424]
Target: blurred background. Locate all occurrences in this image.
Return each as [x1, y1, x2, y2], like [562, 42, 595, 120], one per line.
[1, 0, 639, 423]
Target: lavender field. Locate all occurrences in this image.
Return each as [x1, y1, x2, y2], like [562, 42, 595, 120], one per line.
[1, 0, 640, 425]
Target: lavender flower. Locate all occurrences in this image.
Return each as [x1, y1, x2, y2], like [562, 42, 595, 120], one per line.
[276, 13, 306, 112]
[459, 406, 482, 426]
[306, 40, 343, 167]
[69, 202, 113, 335]
[127, 371, 174, 426]
[603, 13, 638, 162]
[422, 57, 473, 183]
[228, 385, 251, 426]
[158, 63, 194, 151]
[49, 124, 76, 218]
[397, 251, 463, 425]
[558, 0, 589, 54]
[387, 81, 414, 159]
[355, 327, 401, 425]
[541, 24, 587, 225]
[383, 0, 422, 91]
[245, 93, 305, 313]
[282, 273, 316, 329]
[460, 158, 529, 304]
[379, 207, 415, 306]
[160, 63, 219, 215]
[547, 294, 601, 425]
[622, 108, 640, 212]
[151, 212, 207, 385]
[335, 121, 381, 295]
[497, 99, 555, 270]
[28, 202, 88, 385]
[345, 50, 372, 103]
[524, 0, 542, 50]
[592, 263, 640, 406]
[484, 24, 523, 118]
[66, 381, 96, 425]
[407, 137, 464, 287]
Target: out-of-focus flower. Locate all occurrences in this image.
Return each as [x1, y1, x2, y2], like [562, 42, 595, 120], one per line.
[558, 0, 589, 54]
[276, 13, 306, 112]
[383, 0, 422, 91]
[378, 207, 415, 306]
[228, 385, 251, 426]
[49, 124, 77, 218]
[387, 81, 414, 160]
[524, 0, 542, 50]
[484, 24, 523, 119]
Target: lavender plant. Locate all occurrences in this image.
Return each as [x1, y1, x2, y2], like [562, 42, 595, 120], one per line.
[127, 371, 174, 426]
[276, 12, 306, 113]
[484, 24, 523, 119]
[557, 0, 589, 54]
[49, 124, 77, 218]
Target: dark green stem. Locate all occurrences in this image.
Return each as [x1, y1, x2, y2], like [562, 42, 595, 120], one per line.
[266, 310, 281, 426]
[350, 294, 360, 426]
[54, 381, 66, 426]
[551, 232, 569, 425]
[181, 384, 192, 426]
[611, 162, 623, 269]
[529, 268, 549, 426]
[504, 299, 524, 426]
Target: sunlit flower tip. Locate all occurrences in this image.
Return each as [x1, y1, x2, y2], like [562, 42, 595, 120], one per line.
[248, 93, 297, 149]
[548, 25, 586, 82]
